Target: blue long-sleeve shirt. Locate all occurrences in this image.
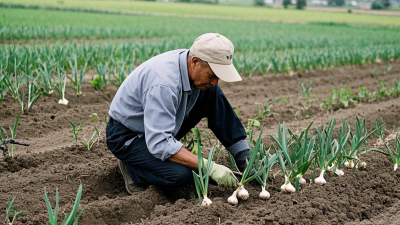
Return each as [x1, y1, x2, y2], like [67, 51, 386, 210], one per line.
[109, 49, 248, 161]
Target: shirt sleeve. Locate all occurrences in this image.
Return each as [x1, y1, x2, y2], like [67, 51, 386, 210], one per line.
[142, 85, 183, 161]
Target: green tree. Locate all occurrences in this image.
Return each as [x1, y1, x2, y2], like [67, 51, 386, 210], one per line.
[283, 0, 291, 8]
[328, 0, 345, 6]
[371, 1, 384, 9]
[254, 0, 265, 6]
[296, 0, 306, 9]
[382, 0, 390, 8]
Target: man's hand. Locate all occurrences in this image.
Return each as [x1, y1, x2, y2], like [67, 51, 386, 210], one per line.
[204, 159, 238, 188]
[233, 150, 251, 172]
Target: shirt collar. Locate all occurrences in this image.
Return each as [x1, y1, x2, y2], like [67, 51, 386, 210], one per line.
[179, 50, 191, 93]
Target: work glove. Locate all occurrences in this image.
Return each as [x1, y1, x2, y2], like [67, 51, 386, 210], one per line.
[233, 150, 251, 172]
[204, 159, 238, 188]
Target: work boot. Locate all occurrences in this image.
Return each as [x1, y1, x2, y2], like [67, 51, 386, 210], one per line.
[118, 160, 145, 194]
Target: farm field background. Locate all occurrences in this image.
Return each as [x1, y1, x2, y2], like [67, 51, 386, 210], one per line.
[1, 1, 400, 225]
[2, 0, 400, 26]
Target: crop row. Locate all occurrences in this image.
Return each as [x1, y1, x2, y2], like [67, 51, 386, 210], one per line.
[2, 7, 400, 46]
[322, 79, 400, 111]
[2, 0, 400, 26]
[0, 43, 398, 96]
[1, 46, 399, 116]
[192, 117, 399, 205]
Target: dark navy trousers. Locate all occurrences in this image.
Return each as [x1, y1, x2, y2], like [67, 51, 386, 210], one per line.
[106, 86, 246, 187]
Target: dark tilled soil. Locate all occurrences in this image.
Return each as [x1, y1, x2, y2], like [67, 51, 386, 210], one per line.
[0, 61, 399, 225]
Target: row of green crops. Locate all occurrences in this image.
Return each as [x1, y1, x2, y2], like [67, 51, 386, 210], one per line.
[1, 0, 400, 26]
[2, 8, 400, 45]
[0, 41, 399, 80]
[0, 7, 399, 104]
[322, 79, 400, 111]
[0, 43, 399, 106]
[193, 117, 399, 206]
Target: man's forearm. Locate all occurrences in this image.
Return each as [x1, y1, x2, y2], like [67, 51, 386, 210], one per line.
[168, 147, 198, 169]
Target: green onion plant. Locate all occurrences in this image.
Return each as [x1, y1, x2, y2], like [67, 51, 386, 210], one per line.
[228, 128, 267, 205]
[287, 121, 316, 187]
[255, 144, 277, 200]
[68, 56, 87, 96]
[38, 61, 57, 95]
[6, 197, 24, 225]
[314, 119, 342, 184]
[95, 61, 110, 93]
[69, 120, 83, 143]
[81, 127, 99, 151]
[25, 74, 42, 111]
[384, 132, 400, 171]
[44, 184, 84, 225]
[9, 111, 22, 159]
[3, 70, 24, 103]
[192, 127, 215, 206]
[55, 68, 69, 105]
[271, 122, 316, 192]
[344, 117, 385, 169]
[110, 62, 127, 88]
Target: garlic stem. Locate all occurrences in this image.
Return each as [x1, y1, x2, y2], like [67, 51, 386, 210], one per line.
[394, 164, 398, 171]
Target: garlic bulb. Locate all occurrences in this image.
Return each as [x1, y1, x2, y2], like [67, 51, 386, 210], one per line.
[202, 196, 212, 206]
[58, 98, 69, 105]
[314, 170, 326, 185]
[395, 164, 398, 171]
[259, 186, 270, 200]
[345, 161, 355, 168]
[297, 174, 306, 184]
[237, 185, 249, 200]
[228, 190, 239, 205]
[336, 169, 344, 176]
[285, 183, 296, 193]
[281, 175, 296, 193]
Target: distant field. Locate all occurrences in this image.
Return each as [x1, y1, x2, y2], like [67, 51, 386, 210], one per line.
[1, 7, 399, 77]
[1, 0, 400, 26]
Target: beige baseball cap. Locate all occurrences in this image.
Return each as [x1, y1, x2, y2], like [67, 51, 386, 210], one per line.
[190, 33, 242, 82]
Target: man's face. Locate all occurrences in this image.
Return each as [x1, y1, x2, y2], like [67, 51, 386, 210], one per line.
[189, 57, 219, 90]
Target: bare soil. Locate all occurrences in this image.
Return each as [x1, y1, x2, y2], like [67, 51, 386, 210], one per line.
[1, 61, 399, 225]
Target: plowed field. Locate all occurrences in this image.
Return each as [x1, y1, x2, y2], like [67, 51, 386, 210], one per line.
[1, 61, 399, 225]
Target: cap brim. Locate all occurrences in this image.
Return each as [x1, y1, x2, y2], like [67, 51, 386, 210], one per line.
[209, 63, 242, 82]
